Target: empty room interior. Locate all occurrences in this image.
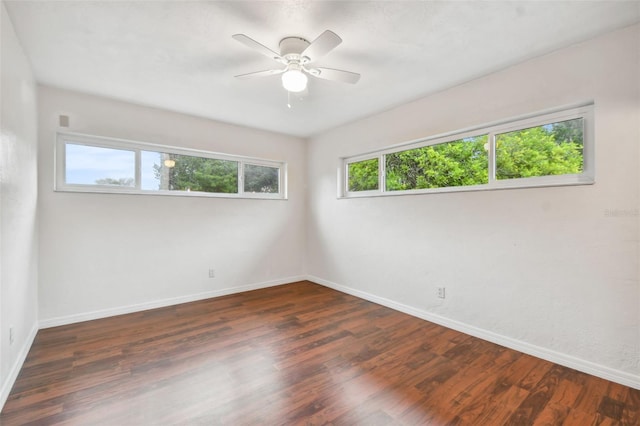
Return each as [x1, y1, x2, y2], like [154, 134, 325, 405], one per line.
[1, 1, 639, 424]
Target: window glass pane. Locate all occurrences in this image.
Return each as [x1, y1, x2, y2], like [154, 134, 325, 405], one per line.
[495, 118, 583, 180]
[141, 151, 238, 193]
[348, 158, 379, 191]
[65, 143, 135, 187]
[244, 164, 279, 194]
[140, 151, 162, 190]
[385, 135, 488, 190]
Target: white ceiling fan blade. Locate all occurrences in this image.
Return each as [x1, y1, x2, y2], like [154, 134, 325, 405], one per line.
[301, 30, 342, 63]
[234, 69, 285, 79]
[232, 34, 283, 62]
[309, 67, 360, 84]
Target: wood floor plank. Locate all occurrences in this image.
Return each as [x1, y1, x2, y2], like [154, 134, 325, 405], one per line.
[2, 281, 637, 425]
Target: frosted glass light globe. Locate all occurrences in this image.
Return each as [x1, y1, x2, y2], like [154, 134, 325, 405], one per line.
[281, 69, 308, 93]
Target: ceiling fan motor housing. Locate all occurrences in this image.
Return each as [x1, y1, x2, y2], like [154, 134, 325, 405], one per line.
[279, 37, 311, 62]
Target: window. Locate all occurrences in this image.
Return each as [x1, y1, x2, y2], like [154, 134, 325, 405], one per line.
[56, 133, 286, 199]
[65, 144, 135, 187]
[243, 164, 280, 194]
[385, 135, 488, 191]
[347, 158, 379, 192]
[495, 118, 584, 180]
[343, 104, 593, 197]
[140, 151, 239, 194]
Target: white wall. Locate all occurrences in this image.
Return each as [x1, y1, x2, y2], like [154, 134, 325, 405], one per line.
[38, 87, 307, 325]
[3, 13, 637, 407]
[0, 1, 39, 406]
[307, 24, 640, 387]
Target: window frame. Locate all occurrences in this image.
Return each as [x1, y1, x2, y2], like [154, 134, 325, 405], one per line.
[55, 132, 287, 199]
[341, 103, 594, 198]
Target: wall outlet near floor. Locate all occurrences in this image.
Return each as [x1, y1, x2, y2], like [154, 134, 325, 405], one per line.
[9, 326, 14, 345]
[437, 287, 446, 299]
[208, 269, 216, 278]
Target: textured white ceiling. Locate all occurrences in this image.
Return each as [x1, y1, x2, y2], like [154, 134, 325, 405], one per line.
[4, 1, 640, 137]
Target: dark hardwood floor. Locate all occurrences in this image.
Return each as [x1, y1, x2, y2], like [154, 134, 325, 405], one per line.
[1, 281, 638, 425]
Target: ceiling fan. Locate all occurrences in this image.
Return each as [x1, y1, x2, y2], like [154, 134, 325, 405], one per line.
[232, 30, 360, 93]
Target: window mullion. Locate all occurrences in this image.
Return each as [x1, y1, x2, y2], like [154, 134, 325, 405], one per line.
[488, 132, 496, 185]
[344, 160, 350, 195]
[379, 154, 386, 193]
[135, 149, 142, 190]
[238, 162, 244, 196]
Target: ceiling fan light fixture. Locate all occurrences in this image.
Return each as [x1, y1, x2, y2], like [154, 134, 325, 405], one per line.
[281, 67, 307, 93]
[233, 31, 359, 93]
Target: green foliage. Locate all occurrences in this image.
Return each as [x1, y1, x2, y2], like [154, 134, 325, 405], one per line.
[244, 164, 279, 193]
[155, 155, 238, 193]
[386, 136, 488, 190]
[348, 158, 379, 191]
[95, 177, 134, 186]
[551, 119, 583, 145]
[496, 121, 583, 179]
[348, 119, 584, 192]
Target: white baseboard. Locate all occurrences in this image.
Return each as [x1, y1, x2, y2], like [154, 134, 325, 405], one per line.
[39, 275, 307, 329]
[308, 275, 640, 390]
[1, 323, 38, 410]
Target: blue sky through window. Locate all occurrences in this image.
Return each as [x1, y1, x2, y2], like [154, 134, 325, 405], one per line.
[141, 151, 161, 190]
[66, 144, 135, 185]
[65, 145, 166, 189]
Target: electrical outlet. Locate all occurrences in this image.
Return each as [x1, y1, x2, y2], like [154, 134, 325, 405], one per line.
[9, 326, 14, 345]
[437, 287, 446, 299]
[208, 269, 215, 278]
